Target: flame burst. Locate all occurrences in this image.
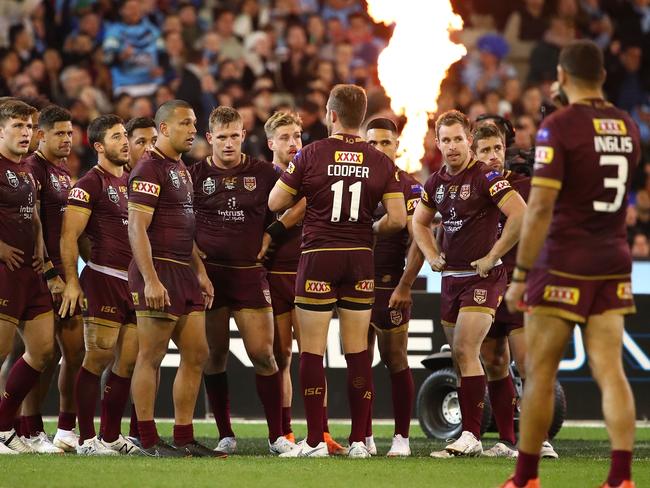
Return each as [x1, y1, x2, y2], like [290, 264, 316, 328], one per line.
[367, 1, 466, 173]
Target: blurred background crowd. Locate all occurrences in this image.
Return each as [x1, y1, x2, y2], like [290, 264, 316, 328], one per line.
[0, 0, 648, 257]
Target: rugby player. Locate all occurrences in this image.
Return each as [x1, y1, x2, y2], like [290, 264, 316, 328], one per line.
[23, 105, 84, 453]
[412, 110, 526, 458]
[126, 117, 157, 172]
[128, 100, 215, 457]
[191, 106, 293, 455]
[59, 114, 141, 455]
[365, 117, 423, 457]
[270, 84, 407, 458]
[502, 40, 640, 488]
[263, 111, 346, 455]
[0, 100, 55, 454]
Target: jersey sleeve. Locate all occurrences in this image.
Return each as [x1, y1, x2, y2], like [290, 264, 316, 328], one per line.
[420, 174, 437, 210]
[128, 161, 162, 214]
[403, 175, 422, 218]
[28, 159, 46, 199]
[480, 169, 515, 208]
[66, 173, 99, 215]
[277, 148, 306, 196]
[532, 118, 564, 190]
[381, 158, 403, 201]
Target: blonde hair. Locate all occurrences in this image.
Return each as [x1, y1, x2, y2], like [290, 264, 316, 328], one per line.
[264, 111, 303, 138]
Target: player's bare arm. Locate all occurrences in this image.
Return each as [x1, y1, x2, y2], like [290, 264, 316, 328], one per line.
[389, 220, 425, 310]
[412, 201, 445, 271]
[372, 196, 406, 235]
[191, 241, 214, 310]
[471, 192, 527, 277]
[505, 186, 558, 313]
[128, 207, 170, 311]
[258, 197, 306, 260]
[32, 204, 47, 274]
[268, 182, 297, 213]
[58, 207, 91, 317]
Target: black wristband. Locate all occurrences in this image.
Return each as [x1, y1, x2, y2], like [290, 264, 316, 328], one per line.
[265, 220, 287, 241]
[44, 267, 59, 281]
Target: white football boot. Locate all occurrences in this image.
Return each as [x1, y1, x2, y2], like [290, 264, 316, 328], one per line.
[348, 441, 371, 458]
[215, 436, 237, 455]
[483, 442, 518, 458]
[279, 439, 328, 458]
[76, 436, 119, 456]
[0, 429, 34, 453]
[24, 432, 63, 454]
[386, 434, 411, 457]
[101, 434, 142, 455]
[53, 429, 79, 452]
[430, 431, 483, 458]
[365, 435, 377, 456]
[269, 436, 296, 455]
[540, 440, 559, 459]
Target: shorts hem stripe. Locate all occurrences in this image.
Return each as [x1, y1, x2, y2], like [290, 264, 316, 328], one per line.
[0, 313, 19, 325]
[153, 257, 190, 266]
[597, 306, 637, 316]
[441, 320, 455, 328]
[85, 317, 122, 328]
[135, 311, 179, 321]
[529, 306, 585, 323]
[371, 322, 409, 334]
[459, 306, 496, 315]
[548, 269, 631, 281]
[301, 247, 371, 254]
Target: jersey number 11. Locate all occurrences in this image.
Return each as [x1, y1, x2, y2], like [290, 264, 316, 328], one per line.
[330, 180, 362, 222]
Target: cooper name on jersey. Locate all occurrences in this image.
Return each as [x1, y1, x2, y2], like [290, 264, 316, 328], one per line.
[328, 151, 370, 178]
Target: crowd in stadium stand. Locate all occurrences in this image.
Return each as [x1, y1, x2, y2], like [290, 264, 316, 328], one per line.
[0, 0, 648, 256]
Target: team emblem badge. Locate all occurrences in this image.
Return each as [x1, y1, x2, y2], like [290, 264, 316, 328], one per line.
[169, 170, 180, 189]
[107, 185, 119, 203]
[50, 172, 61, 192]
[473, 289, 487, 305]
[202, 177, 216, 195]
[223, 176, 237, 190]
[389, 309, 402, 326]
[243, 176, 256, 191]
[5, 170, 18, 188]
[263, 289, 272, 304]
[460, 184, 471, 200]
[435, 184, 445, 204]
[448, 185, 458, 199]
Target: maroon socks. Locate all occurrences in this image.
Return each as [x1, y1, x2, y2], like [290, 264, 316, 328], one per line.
[488, 375, 516, 445]
[391, 367, 414, 438]
[100, 372, 131, 442]
[459, 374, 486, 439]
[204, 372, 235, 439]
[74, 367, 100, 443]
[255, 372, 283, 441]
[300, 352, 326, 447]
[0, 358, 40, 431]
[345, 351, 373, 444]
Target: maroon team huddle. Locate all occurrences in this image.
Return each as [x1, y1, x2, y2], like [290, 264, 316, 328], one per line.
[0, 39, 641, 488]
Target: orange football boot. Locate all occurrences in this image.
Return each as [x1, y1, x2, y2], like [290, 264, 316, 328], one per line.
[284, 432, 296, 443]
[323, 432, 347, 455]
[500, 477, 541, 488]
[601, 481, 635, 488]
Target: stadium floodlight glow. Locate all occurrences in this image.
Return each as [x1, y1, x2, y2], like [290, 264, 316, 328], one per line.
[367, 0, 466, 173]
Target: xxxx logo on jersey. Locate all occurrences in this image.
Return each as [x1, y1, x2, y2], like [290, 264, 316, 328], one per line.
[354, 279, 374, 292]
[334, 151, 363, 164]
[593, 119, 627, 136]
[406, 198, 419, 212]
[68, 188, 90, 203]
[132, 181, 161, 197]
[305, 280, 331, 293]
[488, 179, 511, 197]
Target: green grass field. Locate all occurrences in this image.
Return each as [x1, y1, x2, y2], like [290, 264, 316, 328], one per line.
[2, 421, 649, 488]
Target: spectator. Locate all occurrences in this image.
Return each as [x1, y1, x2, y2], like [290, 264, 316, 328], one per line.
[176, 50, 217, 135]
[528, 17, 576, 85]
[504, 0, 550, 80]
[605, 43, 650, 113]
[630, 231, 650, 258]
[0, 49, 21, 95]
[102, 0, 163, 96]
[9, 24, 37, 67]
[280, 23, 313, 93]
[462, 34, 517, 96]
[298, 99, 328, 146]
[214, 8, 244, 60]
[513, 114, 537, 150]
[178, 3, 204, 49]
[320, 0, 362, 27]
[347, 12, 383, 66]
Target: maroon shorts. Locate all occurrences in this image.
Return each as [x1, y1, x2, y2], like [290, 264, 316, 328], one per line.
[128, 258, 205, 321]
[487, 296, 524, 338]
[268, 271, 296, 316]
[371, 285, 411, 332]
[206, 263, 272, 312]
[80, 266, 136, 328]
[295, 249, 374, 311]
[525, 269, 635, 323]
[440, 266, 507, 327]
[0, 264, 52, 324]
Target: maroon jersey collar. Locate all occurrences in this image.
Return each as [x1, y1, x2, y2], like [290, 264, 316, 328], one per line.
[574, 98, 612, 108]
[442, 157, 478, 176]
[330, 134, 363, 143]
[151, 147, 180, 162]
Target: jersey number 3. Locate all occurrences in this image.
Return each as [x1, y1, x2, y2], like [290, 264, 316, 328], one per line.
[330, 180, 362, 222]
[593, 155, 627, 213]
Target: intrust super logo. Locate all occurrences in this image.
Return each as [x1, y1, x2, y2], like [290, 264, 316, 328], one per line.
[543, 286, 580, 305]
[305, 280, 331, 293]
[334, 151, 363, 164]
[132, 181, 161, 197]
[488, 179, 511, 197]
[354, 279, 374, 292]
[593, 119, 627, 136]
[68, 188, 90, 203]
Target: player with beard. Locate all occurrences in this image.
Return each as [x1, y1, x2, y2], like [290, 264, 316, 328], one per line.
[262, 111, 347, 455]
[413, 110, 526, 458]
[59, 115, 141, 456]
[365, 118, 424, 457]
[126, 117, 157, 173]
[270, 84, 407, 458]
[190, 107, 294, 456]
[128, 100, 215, 457]
[21, 105, 83, 454]
[502, 40, 640, 488]
[0, 100, 55, 454]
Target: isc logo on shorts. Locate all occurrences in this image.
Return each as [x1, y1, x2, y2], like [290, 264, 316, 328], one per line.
[304, 387, 324, 396]
[0, 299, 9, 307]
[617, 282, 633, 300]
[132, 181, 161, 197]
[334, 151, 363, 164]
[305, 280, 331, 293]
[100, 306, 117, 314]
[543, 286, 580, 305]
[593, 119, 627, 136]
[535, 146, 554, 164]
[488, 180, 511, 197]
[354, 279, 374, 292]
[68, 188, 90, 203]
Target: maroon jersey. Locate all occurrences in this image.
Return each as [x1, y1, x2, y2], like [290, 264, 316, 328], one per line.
[0, 156, 37, 258]
[532, 100, 641, 276]
[421, 159, 515, 271]
[499, 171, 531, 276]
[66, 165, 131, 271]
[373, 170, 422, 278]
[190, 155, 278, 267]
[265, 163, 302, 273]
[26, 151, 72, 269]
[127, 149, 195, 263]
[278, 134, 403, 250]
